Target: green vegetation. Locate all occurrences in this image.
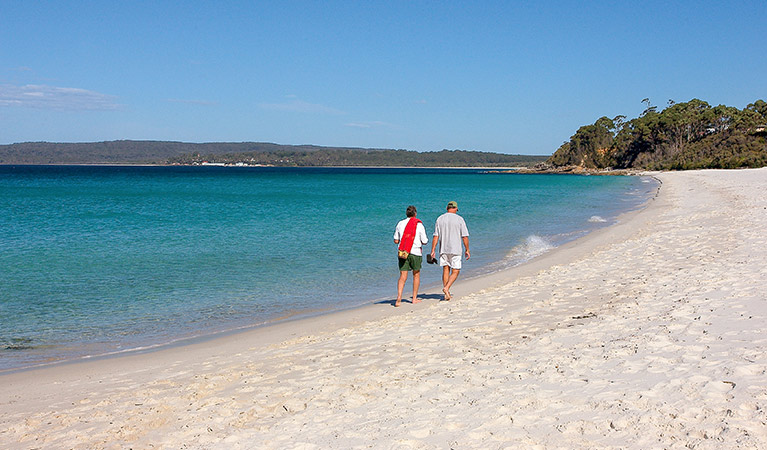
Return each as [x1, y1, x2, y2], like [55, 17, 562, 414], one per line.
[0, 140, 547, 167]
[168, 148, 548, 167]
[548, 99, 767, 170]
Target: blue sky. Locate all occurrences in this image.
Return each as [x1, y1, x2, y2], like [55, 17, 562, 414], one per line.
[1, 1, 765, 155]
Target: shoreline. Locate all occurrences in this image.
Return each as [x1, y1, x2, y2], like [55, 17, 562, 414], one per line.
[0, 162, 653, 177]
[0, 174, 661, 378]
[0, 167, 655, 374]
[0, 175, 658, 376]
[2, 168, 765, 448]
[1, 163, 533, 169]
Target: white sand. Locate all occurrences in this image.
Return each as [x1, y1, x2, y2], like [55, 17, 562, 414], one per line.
[1, 168, 766, 449]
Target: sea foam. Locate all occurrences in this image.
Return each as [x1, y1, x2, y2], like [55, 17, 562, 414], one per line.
[505, 235, 555, 265]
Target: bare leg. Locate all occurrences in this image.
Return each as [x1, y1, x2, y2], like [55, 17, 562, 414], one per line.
[412, 270, 421, 303]
[442, 265, 451, 300]
[395, 271, 408, 307]
[444, 268, 460, 299]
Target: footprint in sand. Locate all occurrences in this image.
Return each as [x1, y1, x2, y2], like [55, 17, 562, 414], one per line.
[409, 428, 431, 438]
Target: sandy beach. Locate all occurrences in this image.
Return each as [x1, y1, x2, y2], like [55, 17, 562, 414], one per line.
[1, 168, 766, 449]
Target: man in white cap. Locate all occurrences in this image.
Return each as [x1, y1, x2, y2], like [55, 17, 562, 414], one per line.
[429, 201, 470, 300]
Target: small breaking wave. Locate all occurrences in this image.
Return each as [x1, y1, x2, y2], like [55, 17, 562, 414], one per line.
[588, 215, 607, 223]
[505, 235, 555, 265]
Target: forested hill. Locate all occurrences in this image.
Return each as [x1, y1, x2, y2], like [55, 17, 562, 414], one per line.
[547, 99, 767, 170]
[0, 140, 547, 167]
[166, 147, 548, 167]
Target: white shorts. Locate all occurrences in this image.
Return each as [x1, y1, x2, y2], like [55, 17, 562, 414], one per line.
[439, 253, 462, 269]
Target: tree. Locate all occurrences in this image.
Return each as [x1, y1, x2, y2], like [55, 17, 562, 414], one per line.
[747, 100, 767, 119]
[641, 98, 657, 116]
[548, 97, 767, 170]
[548, 117, 615, 168]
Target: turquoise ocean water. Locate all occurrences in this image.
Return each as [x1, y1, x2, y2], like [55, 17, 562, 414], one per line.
[0, 166, 657, 371]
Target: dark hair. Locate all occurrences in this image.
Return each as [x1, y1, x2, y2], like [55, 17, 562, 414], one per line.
[406, 205, 417, 217]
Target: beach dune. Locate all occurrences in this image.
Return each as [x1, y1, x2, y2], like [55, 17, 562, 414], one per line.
[1, 169, 766, 449]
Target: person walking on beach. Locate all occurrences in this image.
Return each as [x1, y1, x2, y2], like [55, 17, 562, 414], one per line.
[393, 205, 429, 307]
[430, 201, 470, 301]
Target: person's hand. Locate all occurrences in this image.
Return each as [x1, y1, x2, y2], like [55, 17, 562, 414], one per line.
[465, 249, 471, 260]
[430, 251, 436, 259]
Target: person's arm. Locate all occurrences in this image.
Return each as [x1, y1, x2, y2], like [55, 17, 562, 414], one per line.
[393, 224, 400, 244]
[431, 220, 440, 257]
[461, 219, 470, 259]
[463, 236, 470, 259]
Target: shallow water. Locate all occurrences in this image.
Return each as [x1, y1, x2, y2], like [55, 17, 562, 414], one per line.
[0, 165, 656, 370]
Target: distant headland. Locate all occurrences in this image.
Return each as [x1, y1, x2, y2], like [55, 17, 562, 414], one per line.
[0, 141, 547, 168]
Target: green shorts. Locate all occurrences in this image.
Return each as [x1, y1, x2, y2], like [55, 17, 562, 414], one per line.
[398, 254, 422, 272]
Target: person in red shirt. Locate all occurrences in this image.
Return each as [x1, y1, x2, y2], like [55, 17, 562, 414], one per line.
[393, 205, 429, 307]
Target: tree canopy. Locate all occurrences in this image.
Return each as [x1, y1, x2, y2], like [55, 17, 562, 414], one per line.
[548, 99, 767, 170]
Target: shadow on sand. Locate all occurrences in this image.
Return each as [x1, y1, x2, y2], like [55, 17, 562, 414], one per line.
[375, 293, 445, 307]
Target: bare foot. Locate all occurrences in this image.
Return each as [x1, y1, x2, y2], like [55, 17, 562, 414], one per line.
[442, 288, 451, 301]
[394, 300, 402, 307]
[412, 298, 421, 304]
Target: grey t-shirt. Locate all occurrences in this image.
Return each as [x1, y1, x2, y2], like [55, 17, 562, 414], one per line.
[433, 212, 469, 255]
